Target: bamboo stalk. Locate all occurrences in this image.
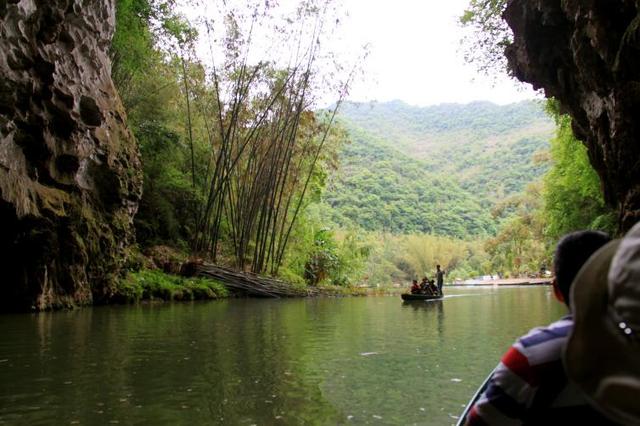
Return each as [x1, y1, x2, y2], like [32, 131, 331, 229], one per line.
[195, 263, 316, 297]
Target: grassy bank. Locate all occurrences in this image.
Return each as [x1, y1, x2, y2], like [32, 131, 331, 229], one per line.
[114, 269, 388, 305]
[315, 284, 369, 297]
[113, 269, 229, 303]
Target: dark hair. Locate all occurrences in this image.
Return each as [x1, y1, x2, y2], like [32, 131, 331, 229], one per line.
[554, 230, 611, 306]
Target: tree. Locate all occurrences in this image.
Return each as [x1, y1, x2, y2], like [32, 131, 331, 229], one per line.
[112, 0, 361, 280]
[543, 102, 616, 240]
[486, 182, 547, 277]
[112, 0, 198, 247]
[400, 234, 469, 279]
[459, 0, 510, 76]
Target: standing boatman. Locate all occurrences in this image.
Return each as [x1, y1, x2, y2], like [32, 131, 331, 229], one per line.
[436, 264, 445, 295]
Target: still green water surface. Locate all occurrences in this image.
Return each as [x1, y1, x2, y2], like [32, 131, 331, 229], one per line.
[0, 287, 565, 425]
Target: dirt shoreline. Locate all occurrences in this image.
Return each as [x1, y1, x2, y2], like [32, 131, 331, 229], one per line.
[449, 278, 552, 287]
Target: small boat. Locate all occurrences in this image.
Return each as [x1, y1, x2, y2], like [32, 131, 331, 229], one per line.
[456, 368, 495, 425]
[401, 293, 443, 301]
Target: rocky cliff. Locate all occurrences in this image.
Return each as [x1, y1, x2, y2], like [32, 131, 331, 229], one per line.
[0, 0, 142, 310]
[504, 0, 640, 232]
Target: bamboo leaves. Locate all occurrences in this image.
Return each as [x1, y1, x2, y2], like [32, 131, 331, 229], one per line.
[183, 0, 353, 274]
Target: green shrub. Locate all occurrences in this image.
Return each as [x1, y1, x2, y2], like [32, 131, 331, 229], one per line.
[116, 269, 228, 303]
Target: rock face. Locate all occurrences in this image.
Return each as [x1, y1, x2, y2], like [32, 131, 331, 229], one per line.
[0, 0, 142, 310]
[504, 0, 640, 232]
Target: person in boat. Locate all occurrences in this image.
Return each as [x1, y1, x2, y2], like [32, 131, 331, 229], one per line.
[428, 278, 438, 295]
[436, 264, 445, 295]
[420, 277, 431, 294]
[410, 279, 421, 294]
[464, 230, 615, 425]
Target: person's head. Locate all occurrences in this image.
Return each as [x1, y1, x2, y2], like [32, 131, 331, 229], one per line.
[436, 264, 441, 270]
[553, 230, 611, 306]
[412, 279, 418, 285]
[565, 222, 640, 423]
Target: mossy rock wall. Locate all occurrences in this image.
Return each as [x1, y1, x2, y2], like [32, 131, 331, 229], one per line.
[0, 0, 142, 310]
[504, 0, 640, 231]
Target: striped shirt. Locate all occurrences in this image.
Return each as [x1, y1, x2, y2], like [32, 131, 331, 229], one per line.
[466, 316, 616, 425]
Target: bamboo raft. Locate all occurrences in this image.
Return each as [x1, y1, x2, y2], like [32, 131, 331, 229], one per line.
[194, 263, 316, 298]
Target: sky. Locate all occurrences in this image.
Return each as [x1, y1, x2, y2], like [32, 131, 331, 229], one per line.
[336, 0, 540, 106]
[182, 0, 541, 107]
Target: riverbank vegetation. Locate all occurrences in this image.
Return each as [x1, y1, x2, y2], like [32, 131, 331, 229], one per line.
[110, 0, 616, 295]
[111, 0, 371, 294]
[115, 270, 229, 303]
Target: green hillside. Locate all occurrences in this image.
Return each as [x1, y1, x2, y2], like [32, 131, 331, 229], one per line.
[323, 127, 496, 238]
[337, 100, 550, 141]
[323, 100, 554, 237]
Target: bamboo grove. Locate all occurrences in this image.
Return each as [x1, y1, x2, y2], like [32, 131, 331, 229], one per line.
[113, 0, 355, 276]
[189, 60, 344, 275]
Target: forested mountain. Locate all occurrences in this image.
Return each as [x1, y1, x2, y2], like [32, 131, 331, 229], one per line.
[324, 100, 554, 237]
[323, 127, 496, 237]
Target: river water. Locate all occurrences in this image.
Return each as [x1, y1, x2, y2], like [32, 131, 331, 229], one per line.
[0, 287, 565, 425]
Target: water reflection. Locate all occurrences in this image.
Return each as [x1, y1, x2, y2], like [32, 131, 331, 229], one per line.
[0, 288, 563, 425]
[402, 299, 445, 336]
